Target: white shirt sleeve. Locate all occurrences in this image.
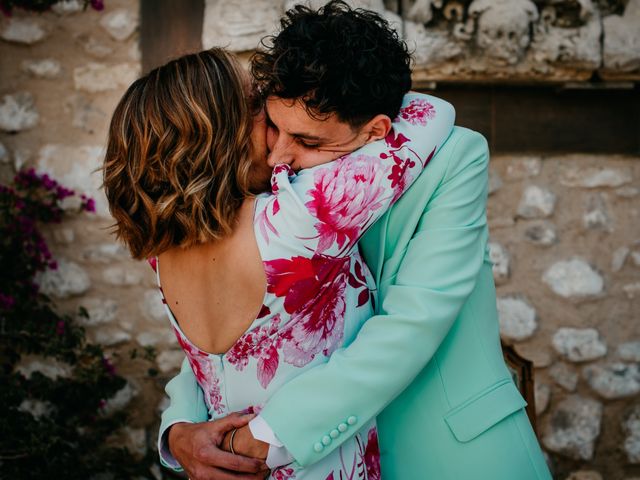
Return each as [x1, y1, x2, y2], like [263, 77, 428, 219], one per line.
[249, 415, 295, 468]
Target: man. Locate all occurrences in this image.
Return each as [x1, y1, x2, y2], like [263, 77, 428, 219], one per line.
[159, 2, 552, 479]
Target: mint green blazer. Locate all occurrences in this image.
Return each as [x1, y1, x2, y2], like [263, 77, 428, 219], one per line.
[160, 127, 552, 479]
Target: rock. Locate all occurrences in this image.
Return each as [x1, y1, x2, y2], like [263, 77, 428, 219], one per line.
[552, 328, 607, 362]
[560, 166, 633, 188]
[517, 185, 556, 219]
[36, 144, 108, 216]
[102, 382, 137, 416]
[616, 186, 640, 198]
[0, 17, 48, 44]
[65, 94, 107, 134]
[524, 222, 557, 246]
[488, 169, 503, 195]
[565, 471, 603, 480]
[505, 156, 542, 180]
[602, 0, 640, 73]
[51, 0, 83, 15]
[497, 296, 538, 342]
[202, 0, 284, 52]
[128, 42, 141, 62]
[549, 362, 579, 391]
[624, 283, 640, 299]
[103, 266, 143, 286]
[120, 427, 147, 459]
[542, 395, 602, 461]
[0, 142, 8, 164]
[535, 383, 551, 415]
[618, 342, 640, 362]
[81, 35, 114, 58]
[583, 193, 612, 231]
[623, 404, 640, 463]
[142, 289, 166, 322]
[92, 327, 131, 346]
[13, 148, 29, 170]
[21, 59, 62, 79]
[488, 242, 510, 284]
[99, 8, 138, 41]
[18, 399, 54, 419]
[156, 350, 185, 373]
[14, 355, 73, 380]
[136, 330, 177, 348]
[78, 297, 118, 326]
[73, 63, 140, 93]
[36, 259, 91, 299]
[82, 243, 129, 263]
[612, 246, 630, 272]
[543, 259, 604, 299]
[0, 92, 39, 132]
[583, 363, 640, 399]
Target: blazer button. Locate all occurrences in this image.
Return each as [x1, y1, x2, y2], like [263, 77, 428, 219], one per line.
[322, 435, 332, 446]
[313, 442, 324, 453]
[338, 423, 348, 432]
[330, 429, 340, 439]
[347, 415, 357, 425]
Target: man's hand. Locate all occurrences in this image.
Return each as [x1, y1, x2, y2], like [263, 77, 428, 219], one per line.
[168, 413, 269, 480]
[221, 424, 269, 460]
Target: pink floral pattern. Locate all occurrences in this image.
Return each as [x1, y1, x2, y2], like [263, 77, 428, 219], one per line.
[172, 328, 225, 415]
[399, 98, 436, 126]
[227, 314, 284, 388]
[363, 428, 381, 480]
[150, 93, 452, 479]
[305, 155, 387, 254]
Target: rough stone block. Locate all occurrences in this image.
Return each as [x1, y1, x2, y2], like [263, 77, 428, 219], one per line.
[552, 327, 607, 362]
[543, 395, 602, 461]
[497, 296, 538, 342]
[0, 92, 39, 132]
[543, 259, 604, 299]
[36, 259, 91, 299]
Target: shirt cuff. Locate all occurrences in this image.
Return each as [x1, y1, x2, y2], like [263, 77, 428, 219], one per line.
[158, 419, 194, 471]
[249, 415, 294, 468]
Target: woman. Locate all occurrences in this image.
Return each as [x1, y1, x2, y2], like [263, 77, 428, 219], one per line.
[103, 48, 453, 478]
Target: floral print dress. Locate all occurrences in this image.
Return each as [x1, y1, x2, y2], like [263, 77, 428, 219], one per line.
[150, 93, 453, 480]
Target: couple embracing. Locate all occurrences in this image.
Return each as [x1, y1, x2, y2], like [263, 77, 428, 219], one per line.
[103, 2, 551, 479]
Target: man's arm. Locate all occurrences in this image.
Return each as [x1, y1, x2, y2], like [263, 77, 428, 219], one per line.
[254, 128, 490, 466]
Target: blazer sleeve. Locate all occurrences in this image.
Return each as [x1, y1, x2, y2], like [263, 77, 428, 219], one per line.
[157, 357, 209, 471]
[258, 129, 491, 467]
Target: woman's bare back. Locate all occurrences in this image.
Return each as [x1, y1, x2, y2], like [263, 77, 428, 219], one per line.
[157, 199, 266, 354]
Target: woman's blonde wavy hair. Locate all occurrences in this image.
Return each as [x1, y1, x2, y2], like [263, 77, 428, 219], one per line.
[103, 48, 254, 259]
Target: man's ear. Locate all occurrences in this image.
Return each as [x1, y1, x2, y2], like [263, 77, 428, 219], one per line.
[363, 114, 392, 143]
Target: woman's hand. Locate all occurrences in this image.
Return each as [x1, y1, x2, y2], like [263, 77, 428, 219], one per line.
[221, 424, 270, 461]
[168, 413, 269, 479]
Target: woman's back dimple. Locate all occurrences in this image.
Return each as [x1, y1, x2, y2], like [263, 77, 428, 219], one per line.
[157, 199, 266, 355]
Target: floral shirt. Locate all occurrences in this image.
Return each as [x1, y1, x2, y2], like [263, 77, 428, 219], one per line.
[152, 93, 453, 479]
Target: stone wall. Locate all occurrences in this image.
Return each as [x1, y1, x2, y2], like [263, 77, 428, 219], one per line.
[0, 0, 174, 464]
[1, 1, 639, 478]
[203, 0, 640, 84]
[489, 154, 640, 479]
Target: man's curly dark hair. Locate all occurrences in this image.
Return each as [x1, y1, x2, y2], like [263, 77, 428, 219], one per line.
[251, 0, 412, 128]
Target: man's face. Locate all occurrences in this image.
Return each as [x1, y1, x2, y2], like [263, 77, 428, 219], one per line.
[264, 96, 371, 171]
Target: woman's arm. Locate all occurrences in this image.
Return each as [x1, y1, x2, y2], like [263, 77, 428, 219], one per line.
[256, 93, 455, 259]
